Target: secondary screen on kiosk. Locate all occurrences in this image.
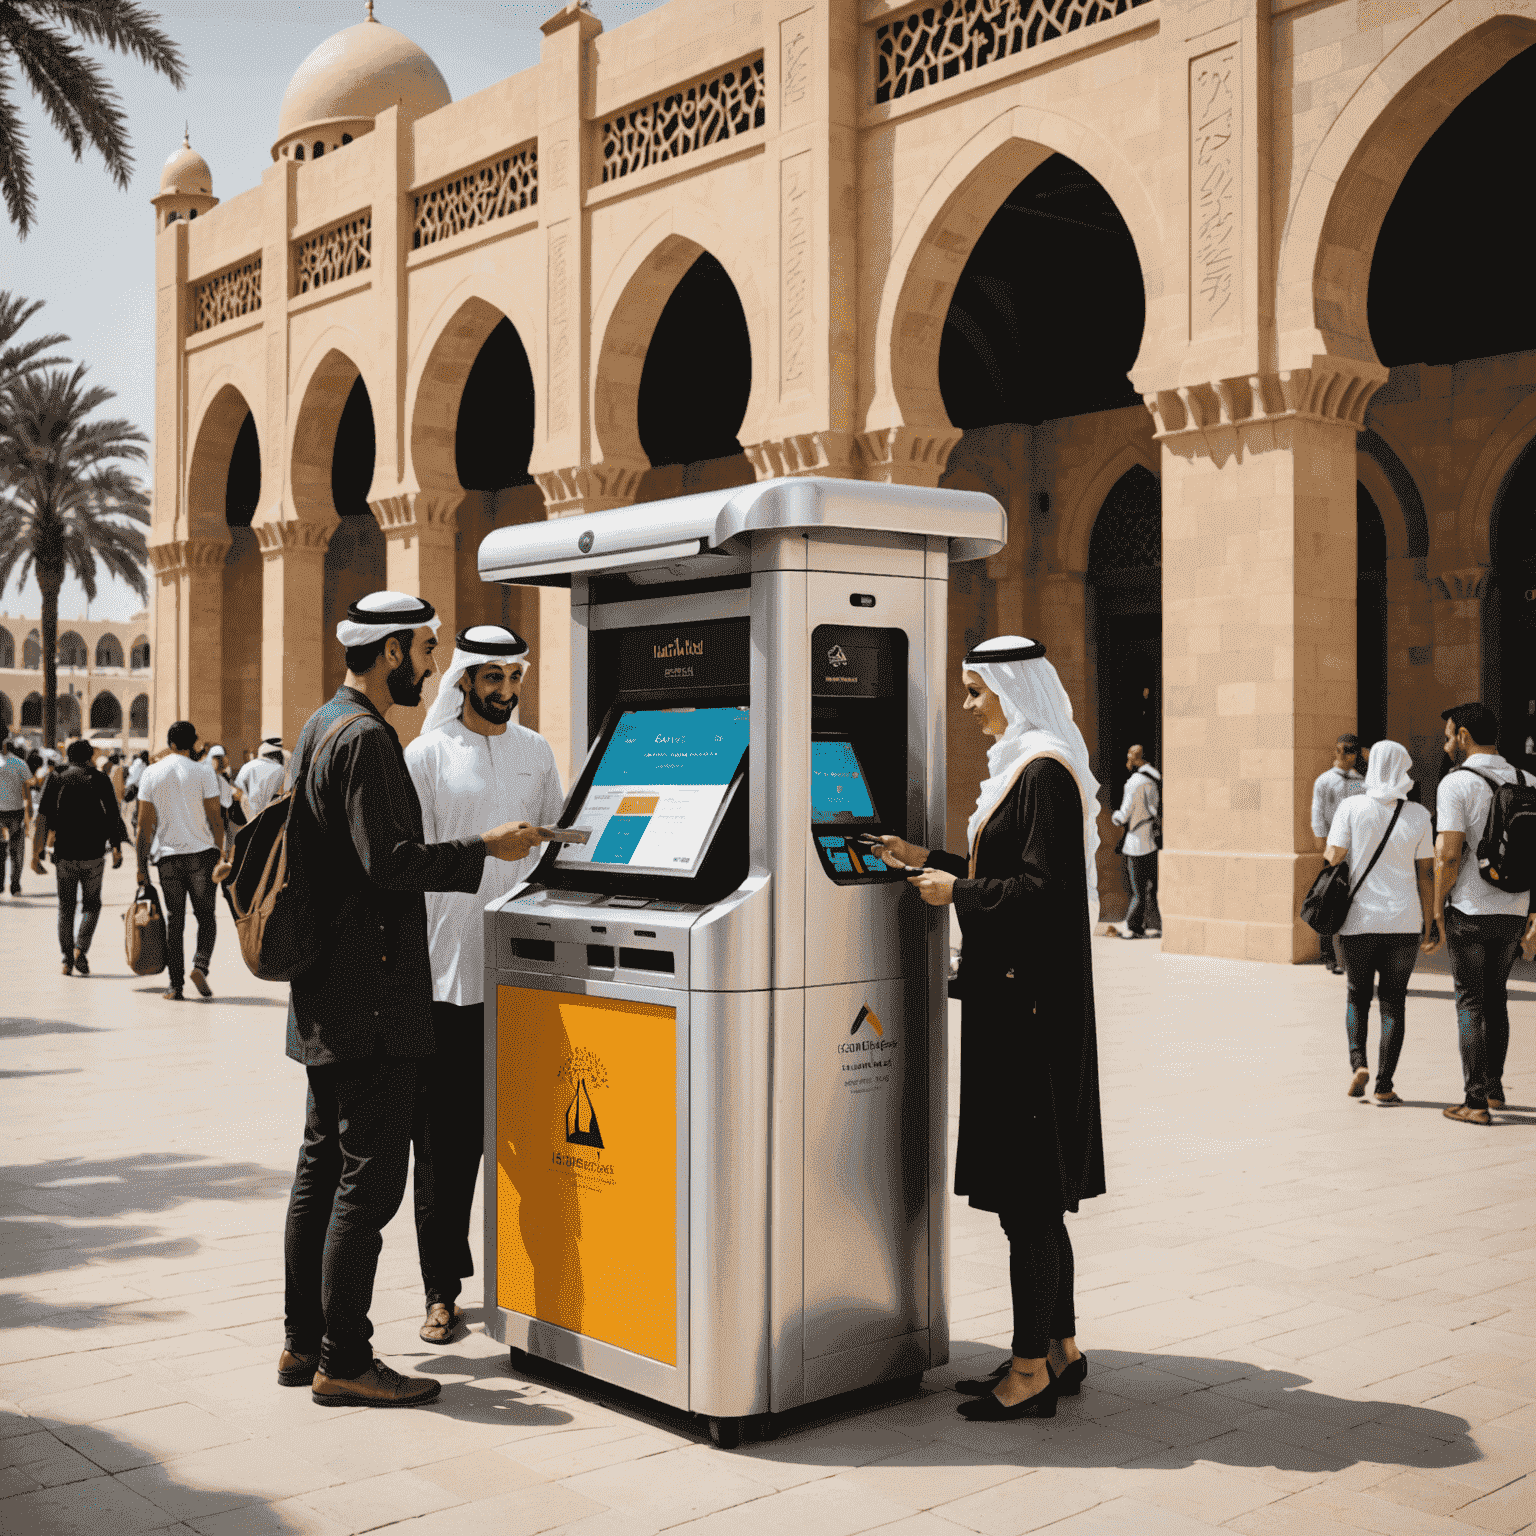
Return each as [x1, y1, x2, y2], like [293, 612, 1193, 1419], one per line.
[811, 737, 878, 824]
[557, 706, 749, 877]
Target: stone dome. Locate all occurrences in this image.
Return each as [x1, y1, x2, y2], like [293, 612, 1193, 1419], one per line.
[160, 134, 212, 196]
[274, 10, 450, 154]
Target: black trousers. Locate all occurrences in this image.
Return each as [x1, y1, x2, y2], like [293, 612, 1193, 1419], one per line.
[1125, 852, 1161, 934]
[998, 1209, 1076, 1359]
[283, 1055, 420, 1379]
[1446, 907, 1526, 1108]
[413, 1000, 485, 1307]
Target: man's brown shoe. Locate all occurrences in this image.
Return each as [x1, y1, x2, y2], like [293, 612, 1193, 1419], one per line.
[419, 1303, 466, 1343]
[1348, 1068, 1370, 1098]
[311, 1359, 441, 1407]
[1374, 1090, 1401, 1104]
[277, 1349, 318, 1387]
[189, 966, 212, 998]
[1488, 1098, 1505, 1110]
[1443, 1104, 1491, 1126]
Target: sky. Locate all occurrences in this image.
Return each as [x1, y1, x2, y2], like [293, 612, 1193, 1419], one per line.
[2, 0, 665, 623]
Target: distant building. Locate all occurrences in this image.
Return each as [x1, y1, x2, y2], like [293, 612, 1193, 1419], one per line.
[0, 612, 155, 752]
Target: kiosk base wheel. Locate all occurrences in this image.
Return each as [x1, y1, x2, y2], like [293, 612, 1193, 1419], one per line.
[708, 1416, 742, 1450]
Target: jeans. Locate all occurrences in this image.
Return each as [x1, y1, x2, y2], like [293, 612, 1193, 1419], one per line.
[998, 1210, 1076, 1359]
[55, 857, 106, 960]
[155, 848, 218, 990]
[283, 1055, 421, 1379]
[413, 1001, 486, 1308]
[0, 809, 24, 891]
[1338, 932, 1419, 1094]
[1125, 852, 1161, 934]
[1445, 906, 1526, 1109]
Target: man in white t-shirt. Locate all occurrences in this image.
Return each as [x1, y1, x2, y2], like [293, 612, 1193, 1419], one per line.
[1312, 734, 1365, 973]
[135, 719, 229, 1002]
[1432, 703, 1535, 1125]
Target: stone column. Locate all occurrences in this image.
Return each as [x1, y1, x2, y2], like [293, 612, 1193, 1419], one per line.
[1147, 369, 1376, 962]
[256, 521, 334, 749]
[147, 539, 228, 745]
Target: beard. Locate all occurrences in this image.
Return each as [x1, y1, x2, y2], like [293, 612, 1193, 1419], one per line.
[467, 688, 517, 725]
[387, 652, 426, 707]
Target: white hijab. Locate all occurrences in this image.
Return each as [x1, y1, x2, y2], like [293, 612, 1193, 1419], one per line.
[964, 636, 1103, 928]
[1363, 739, 1414, 803]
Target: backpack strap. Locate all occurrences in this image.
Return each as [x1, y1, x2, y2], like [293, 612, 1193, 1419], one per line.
[1451, 765, 1499, 791]
[1348, 799, 1404, 902]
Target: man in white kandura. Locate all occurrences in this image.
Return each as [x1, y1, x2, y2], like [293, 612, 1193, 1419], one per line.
[235, 739, 288, 820]
[403, 625, 564, 1343]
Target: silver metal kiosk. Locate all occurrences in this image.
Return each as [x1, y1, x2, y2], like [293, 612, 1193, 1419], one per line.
[478, 477, 1006, 1445]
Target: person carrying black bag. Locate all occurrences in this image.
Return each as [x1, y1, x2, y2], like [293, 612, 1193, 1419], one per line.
[1316, 741, 1434, 1104]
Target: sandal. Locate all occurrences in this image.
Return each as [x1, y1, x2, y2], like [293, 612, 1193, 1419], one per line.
[1348, 1068, 1370, 1098]
[419, 1302, 466, 1343]
[1374, 1090, 1401, 1104]
[1443, 1104, 1491, 1126]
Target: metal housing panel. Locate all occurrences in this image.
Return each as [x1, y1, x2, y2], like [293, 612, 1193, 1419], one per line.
[767, 986, 806, 1412]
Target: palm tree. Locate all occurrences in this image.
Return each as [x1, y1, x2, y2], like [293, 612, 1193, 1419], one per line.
[0, 292, 67, 390]
[0, 1, 185, 237]
[0, 365, 150, 748]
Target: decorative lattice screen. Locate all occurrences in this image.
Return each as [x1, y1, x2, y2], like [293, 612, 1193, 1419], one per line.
[601, 57, 765, 183]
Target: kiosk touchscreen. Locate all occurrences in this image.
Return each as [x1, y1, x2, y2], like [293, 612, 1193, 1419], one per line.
[557, 706, 749, 877]
[810, 735, 902, 880]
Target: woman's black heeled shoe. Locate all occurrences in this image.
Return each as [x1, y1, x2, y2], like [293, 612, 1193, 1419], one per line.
[1052, 1356, 1088, 1396]
[954, 1361, 1010, 1396]
[956, 1373, 1058, 1420]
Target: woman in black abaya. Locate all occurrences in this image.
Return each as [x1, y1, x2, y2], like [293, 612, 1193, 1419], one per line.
[873, 636, 1106, 1421]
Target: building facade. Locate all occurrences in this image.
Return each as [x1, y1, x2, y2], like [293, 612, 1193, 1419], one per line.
[0, 613, 155, 750]
[149, 0, 1536, 961]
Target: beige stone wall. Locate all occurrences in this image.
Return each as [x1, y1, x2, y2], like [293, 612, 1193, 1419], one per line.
[0, 613, 155, 748]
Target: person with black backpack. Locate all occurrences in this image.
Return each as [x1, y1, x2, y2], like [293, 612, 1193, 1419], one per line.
[1432, 702, 1536, 1125]
[29, 739, 126, 976]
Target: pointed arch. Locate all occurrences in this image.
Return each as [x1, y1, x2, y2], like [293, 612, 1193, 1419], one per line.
[285, 336, 377, 526]
[90, 692, 122, 732]
[1457, 385, 1536, 569]
[1056, 439, 1161, 576]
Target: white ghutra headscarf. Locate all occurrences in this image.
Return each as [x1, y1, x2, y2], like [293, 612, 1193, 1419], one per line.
[334, 590, 440, 648]
[963, 636, 1103, 928]
[421, 624, 533, 735]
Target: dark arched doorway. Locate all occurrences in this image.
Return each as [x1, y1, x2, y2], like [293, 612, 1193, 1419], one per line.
[223, 409, 263, 760]
[634, 252, 754, 500]
[323, 378, 386, 700]
[1357, 485, 1388, 749]
[1487, 438, 1536, 770]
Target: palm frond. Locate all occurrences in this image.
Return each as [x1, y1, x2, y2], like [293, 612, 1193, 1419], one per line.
[0, 74, 35, 236]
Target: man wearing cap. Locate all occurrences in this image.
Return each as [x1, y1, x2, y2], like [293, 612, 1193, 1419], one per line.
[404, 625, 564, 1344]
[236, 739, 289, 820]
[276, 592, 549, 1409]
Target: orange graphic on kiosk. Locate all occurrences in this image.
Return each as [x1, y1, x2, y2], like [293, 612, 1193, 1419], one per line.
[497, 988, 677, 1365]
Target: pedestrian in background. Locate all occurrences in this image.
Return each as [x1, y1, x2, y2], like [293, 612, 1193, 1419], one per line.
[235, 740, 287, 819]
[1110, 743, 1161, 939]
[135, 720, 227, 1002]
[0, 738, 30, 895]
[30, 739, 126, 976]
[1433, 703, 1535, 1125]
[1312, 734, 1365, 972]
[277, 592, 545, 1410]
[1322, 741, 1434, 1104]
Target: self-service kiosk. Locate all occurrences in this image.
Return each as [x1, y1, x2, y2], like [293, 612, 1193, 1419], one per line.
[477, 477, 1006, 1445]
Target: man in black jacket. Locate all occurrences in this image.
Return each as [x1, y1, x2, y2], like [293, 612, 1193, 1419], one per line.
[31, 739, 126, 976]
[276, 592, 544, 1408]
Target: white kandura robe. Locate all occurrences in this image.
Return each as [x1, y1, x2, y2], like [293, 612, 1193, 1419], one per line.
[404, 716, 565, 1007]
[235, 757, 287, 818]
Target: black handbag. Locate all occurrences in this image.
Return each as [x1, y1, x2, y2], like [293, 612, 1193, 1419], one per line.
[1300, 799, 1403, 935]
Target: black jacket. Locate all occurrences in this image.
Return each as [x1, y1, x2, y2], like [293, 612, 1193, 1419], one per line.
[37, 766, 126, 861]
[286, 687, 487, 1066]
[935, 755, 1106, 1217]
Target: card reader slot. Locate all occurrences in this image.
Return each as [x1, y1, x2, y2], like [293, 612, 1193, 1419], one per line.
[587, 944, 615, 968]
[619, 946, 674, 974]
[511, 938, 556, 962]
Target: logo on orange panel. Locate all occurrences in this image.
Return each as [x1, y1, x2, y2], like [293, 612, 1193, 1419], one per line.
[850, 1003, 883, 1037]
[559, 1046, 608, 1151]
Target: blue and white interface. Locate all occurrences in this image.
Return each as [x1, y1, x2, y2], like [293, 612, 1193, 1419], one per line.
[556, 706, 749, 877]
[811, 738, 878, 823]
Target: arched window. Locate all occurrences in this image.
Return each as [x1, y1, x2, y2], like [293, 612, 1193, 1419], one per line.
[20, 693, 41, 728]
[95, 634, 124, 669]
[341, 133, 353, 145]
[55, 696, 81, 736]
[295, 144, 304, 161]
[313, 141, 324, 159]
[0, 694, 11, 731]
[130, 637, 150, 669]
[58, 632, 88, 669]
[0, 629, 13, 669]
[129, 694, 149, 735]
[23, 630, 40, 669]
[90, 692, 122, 732]
[166, 210, 180, 224]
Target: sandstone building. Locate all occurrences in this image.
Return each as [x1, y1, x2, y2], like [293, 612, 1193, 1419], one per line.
[149, 0, 1536, 961]
[0, 613, 154, 750]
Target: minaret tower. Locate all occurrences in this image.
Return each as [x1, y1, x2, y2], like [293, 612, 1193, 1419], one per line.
[150, 129, 218, 230]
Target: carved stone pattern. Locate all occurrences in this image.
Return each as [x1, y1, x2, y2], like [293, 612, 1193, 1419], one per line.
[533, 462, 647, 516]
[1190, 45, 1240, 337]
[746, 432, 859, 480]
[255, 519, 338, 556]
[294, 214, 372, 294]
[781, 153, 813, 396]
[1145, 365, 1385, 448]
[369, 493, 461, 536]
[855, 425, 964, 484]
[1087, 470, 1160, 573]
[1430, 568, 1489, 602]
[874, 0, 1151, 104]
[548, 225, 572, 438]
[412, 147, 537, 250]
[600, 56, 766, 183]
[148, 538, 229, 576]
[193, 256, 262, 332]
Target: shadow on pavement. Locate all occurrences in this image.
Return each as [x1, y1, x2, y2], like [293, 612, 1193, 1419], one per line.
[0, 1017, 103, 1038]
[0, 1151, 291, 1291]
[0, 1067, 82, 1078]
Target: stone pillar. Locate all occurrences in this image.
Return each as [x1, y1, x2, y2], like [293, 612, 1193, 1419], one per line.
[147, 539, 228, 746]
[256, 521, 334, 749]
[1147, 370, 1375, 962]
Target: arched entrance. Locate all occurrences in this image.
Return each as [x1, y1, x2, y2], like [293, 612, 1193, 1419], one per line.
[322, 377, 386, 700]
[90, 692, 122, 734]
[223, 410, 263, 759]
[1356, 485, 1388, 750]
[55, 695, 81, 738]
[633, 252, 754, 501]
[1488, 439, 1536, 770]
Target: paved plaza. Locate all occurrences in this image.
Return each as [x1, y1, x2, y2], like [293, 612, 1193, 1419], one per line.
[1, 859, 1532, 1536]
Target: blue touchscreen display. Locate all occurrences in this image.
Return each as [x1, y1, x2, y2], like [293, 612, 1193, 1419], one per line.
[811, 738, 878, 823]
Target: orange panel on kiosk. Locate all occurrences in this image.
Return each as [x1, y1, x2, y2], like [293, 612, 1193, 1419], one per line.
[496, 987, 678, 1365]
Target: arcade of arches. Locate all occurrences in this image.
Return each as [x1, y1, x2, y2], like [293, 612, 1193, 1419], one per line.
[153, 0, 1536, 962]
[0, 613, 154, 751]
